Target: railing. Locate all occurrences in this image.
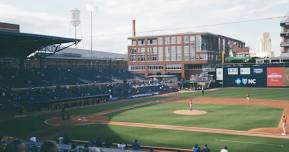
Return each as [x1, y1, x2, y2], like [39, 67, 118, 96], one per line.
[281, 41, 289, 47]
[71, 140, 192, 152]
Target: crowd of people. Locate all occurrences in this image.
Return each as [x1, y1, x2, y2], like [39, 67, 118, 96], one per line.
[0, 136, 142, 152]
[0, 68, 136, 88]
[192, 144, 229, 152]
[0, 136, 231, 152]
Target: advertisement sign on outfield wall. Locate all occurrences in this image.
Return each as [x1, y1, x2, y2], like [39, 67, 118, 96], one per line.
[223, 67, 266, 87]
[216, 68, 223, 80]
[267, 67, 289, 87]
[240, 68, 250, 75]
[228, 68, 238, 75]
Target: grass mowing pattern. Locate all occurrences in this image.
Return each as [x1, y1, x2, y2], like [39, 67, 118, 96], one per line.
[0, 96, 169, 137]
[108, 103, 282, 130]
[188, 88, 289, 100]
[64, 124, 289, 152]
[1, 88, 289, 152]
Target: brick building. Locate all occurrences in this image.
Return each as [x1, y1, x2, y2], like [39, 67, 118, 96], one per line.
[128, 31, 246, 80]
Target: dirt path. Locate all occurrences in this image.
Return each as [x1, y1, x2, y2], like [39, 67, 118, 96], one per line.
[46, 97, 289, 140]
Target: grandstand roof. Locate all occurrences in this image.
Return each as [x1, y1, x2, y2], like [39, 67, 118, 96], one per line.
[0, 30, 81, 58]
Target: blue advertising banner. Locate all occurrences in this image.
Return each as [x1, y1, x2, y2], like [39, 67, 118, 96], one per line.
[223, 67, 266, 87]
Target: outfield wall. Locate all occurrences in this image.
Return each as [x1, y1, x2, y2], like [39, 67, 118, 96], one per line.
[216, 66, 289, 87]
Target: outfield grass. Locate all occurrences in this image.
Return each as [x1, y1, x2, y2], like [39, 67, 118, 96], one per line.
[63, 124, 289, 152]
[1, 88, 289, 152]
[187, 88, 289, 100]
[108, 103, 282, 130]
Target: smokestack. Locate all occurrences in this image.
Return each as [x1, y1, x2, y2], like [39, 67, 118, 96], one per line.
[132, 19, 136, 37]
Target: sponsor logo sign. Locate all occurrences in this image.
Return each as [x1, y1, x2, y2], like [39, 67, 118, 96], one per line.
[235, 78, 256, 85]
[253, 68, 263, 74]
[240, 68, 250, 75]
[216, 68, 223, 81]
[267, 67, 284, 86]
[228, 68, 238, 75]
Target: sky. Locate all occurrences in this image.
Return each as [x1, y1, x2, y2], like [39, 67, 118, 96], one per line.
[0, 0, 288, 56]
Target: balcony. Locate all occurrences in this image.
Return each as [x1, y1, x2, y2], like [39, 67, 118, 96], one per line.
[281, 30, 289, 37]
[280, 41, 289, 47]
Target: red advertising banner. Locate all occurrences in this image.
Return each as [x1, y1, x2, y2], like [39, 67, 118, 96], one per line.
[284, 68, 289, 86]
[267, 67, 284, 86]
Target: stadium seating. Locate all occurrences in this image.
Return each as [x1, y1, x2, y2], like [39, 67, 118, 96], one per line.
[0, 67, 178, 113]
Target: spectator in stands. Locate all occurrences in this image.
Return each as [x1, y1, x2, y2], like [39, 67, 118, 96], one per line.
[103, 139, 112, 148]
[58, 136, 64, 145]
[5, 142, 17, 152]
[88, 139, 96, 147]
[192, 144, 200, 152]
[220, 146, 229, 152]
[201, 144, 210, 152]
[40, 141, 58, 152]
[70, 144, 78, 152]
[83, 144, 89, 152]
[132, 139, 140, 151]
[4, 140, 27, 152]
[117, 143, 126, 150]
[17, 140, 27, 152]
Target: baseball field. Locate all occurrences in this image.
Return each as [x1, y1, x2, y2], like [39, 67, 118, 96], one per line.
[1, 88, 289, 152]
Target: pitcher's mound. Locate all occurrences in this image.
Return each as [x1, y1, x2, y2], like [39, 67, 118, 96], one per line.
[174, 110, 207, 116]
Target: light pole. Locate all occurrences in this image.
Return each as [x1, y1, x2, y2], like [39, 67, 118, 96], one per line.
[90, 10, 93, 68]
[86, 4, 95, 68]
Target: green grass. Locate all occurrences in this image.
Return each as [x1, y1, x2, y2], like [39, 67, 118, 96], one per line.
[108, 103, 282, 130]
[1, 88, 289, 152]
[63, 124, 289, 152]
[188, 88, 289, 100]
[0, 95, 168, 137]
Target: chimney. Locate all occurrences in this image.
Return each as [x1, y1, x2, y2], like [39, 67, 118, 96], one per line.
[132, 19, 136, 37]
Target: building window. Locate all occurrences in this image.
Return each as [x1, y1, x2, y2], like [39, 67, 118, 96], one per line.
[132, 40, 137, 46]
[177, 46, 182, 61]
[171, 46, 177, 61]
[184, 36, 190, 43]
[158, 37, 163, 45]
[171, 36, 176, 44]
[158, 47, 163, 61]
[184, 45, 190, 61]
[129, 65, 145, 71]
[140, 48, 145, 53]
[190, 45, 196, 60]
[138, 39, 145, 45]
[165, 47, 171, 61]
[190, 36, 195, 42]
[152, 39, 157, 45]
[165, 64, 182, 70]
[177, 36, 182, 44]
[196, 35, 202, 51]
[165, 37, 170, 45]
[200, 54, 208, 60]
[147, 39, 157, 45]
[130, 48, 137, 54]
[148, 65, 163, 71]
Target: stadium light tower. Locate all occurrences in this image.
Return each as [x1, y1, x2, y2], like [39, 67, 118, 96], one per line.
[71, 9, 80, 48]
[86, 4, 95, 67]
